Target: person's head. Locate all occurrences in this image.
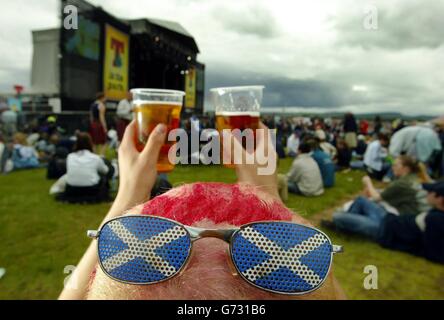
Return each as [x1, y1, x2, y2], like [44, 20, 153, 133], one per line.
[126, 91, 133, 101]
[306, 138, 320, 151]
[315, 129, 326, 142]
[392, 155, 419, 178]
[13, 132, 28, 146]
[96, 92, 106, 103]
[423, 181, 444, 210]
[49, 133, 60, 145]
[298, 141, 312, 154]
[87, 183, 343, 300]
[377, 133, 390, 147]
[74, 132, 93, 152]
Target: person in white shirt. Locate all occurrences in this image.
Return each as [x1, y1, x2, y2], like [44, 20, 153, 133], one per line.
[286, 131, 300, 157]
[364, 133, 390, 180]
[278, 141, 324, 200]
[116, 91, 133, 142]
[315, 129, 337, 159]
[63, 132, 111, 202]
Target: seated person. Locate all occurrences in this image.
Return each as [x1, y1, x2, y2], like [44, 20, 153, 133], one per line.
[310, 138, 336, 188]
[278, 141, 324, 200]
[335, 138, 352, 170]
[286, 130, 300, 157]
[58, 132, 111, 203]
[378, 181, 444, 264]
[363, 133, 390, 181]
[322, 155, 428, 238]
[354, 135, 368, 159]
[36, 133, 59, 163]
[11, 132, 39, 170]
[59, 121, 346, 300]
[316, 129, 337, 159]
[46, 145, 69, 180]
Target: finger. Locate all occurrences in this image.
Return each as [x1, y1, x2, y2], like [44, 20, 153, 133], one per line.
[257, 122, 276, 156]
[256, 122, 270, 151]
[120, 120, 137, 152]
[141, 123, 167, 164]
[222, 130, 246, 167]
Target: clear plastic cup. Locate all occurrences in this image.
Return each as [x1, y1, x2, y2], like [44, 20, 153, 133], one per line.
[131, 89, 185, 173]
[210, 86, 264, 168]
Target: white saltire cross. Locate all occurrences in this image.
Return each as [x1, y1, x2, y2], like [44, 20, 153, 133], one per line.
[240, 227, 328, 287]
[102, 220, 187, 277]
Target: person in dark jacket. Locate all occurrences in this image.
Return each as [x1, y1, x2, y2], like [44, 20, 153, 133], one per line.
[322, 181, 444, 264]
[377, 181, 444, 264]
[336, 138, 352, 169]
[343, 113, 358, 149]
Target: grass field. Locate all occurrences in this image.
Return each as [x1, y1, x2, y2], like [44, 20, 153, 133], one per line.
[0, 158, 443, 300]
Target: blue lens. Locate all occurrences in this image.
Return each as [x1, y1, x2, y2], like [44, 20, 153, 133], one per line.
[231, 222, 332, 294]
[98, 216, 191, 284]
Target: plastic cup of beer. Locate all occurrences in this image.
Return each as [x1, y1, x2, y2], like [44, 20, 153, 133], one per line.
[210, 86, 264, 168]
[131, 89, 185, 173]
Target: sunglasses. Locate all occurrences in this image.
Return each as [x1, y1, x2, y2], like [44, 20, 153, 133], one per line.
[88, 215, 343, 295]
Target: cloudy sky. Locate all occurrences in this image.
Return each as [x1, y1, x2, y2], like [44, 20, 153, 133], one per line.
[0, 0, 443, 115]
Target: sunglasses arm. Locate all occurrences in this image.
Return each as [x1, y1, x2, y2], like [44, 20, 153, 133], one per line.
[87, 230, 100, 239]
[332, 245, 344, 254]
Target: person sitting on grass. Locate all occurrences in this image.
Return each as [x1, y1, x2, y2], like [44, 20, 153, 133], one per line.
[286, 130, 300, 158]
[58, 132, 112, 203]
[11, 132, 39, 170]
[59, 121, 346, 300]
[310, 138, 336, 188]
[315, 129, 337, 159]
[321, 155, 429, 239]
[377, 181, 444, 264]
[335, 138, 352, 170]
[278, 141, 324, 201]
[363, 133, 391, 181]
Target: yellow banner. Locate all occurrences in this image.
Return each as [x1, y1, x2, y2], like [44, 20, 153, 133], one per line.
[103, 24, 129, 101]
[185, 67, 196, 109]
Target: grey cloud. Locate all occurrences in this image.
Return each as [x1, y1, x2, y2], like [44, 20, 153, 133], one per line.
[334, 1, 444, 50]
[205, 65, 367, 108]
[205, 62, 444, 115]
[212, 5, 280, 38]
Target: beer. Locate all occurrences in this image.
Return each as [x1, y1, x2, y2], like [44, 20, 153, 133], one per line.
[133, 102, 182, 173]
[211, 86, 264, 168]
[216, 111, 260, 132]
[216, 111, 260, 168]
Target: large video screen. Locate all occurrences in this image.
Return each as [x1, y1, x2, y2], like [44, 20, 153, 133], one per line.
[64, 16, 100, 61]
[60, 0, 101, 108]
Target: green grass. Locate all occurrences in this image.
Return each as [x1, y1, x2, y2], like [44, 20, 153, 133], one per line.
[0, 159, 443, 300]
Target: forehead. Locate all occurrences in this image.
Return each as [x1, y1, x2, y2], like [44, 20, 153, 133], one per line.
[140, 183, 294, 226]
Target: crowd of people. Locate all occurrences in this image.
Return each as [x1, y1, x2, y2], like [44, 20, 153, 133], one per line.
[1, 95, 444, 271]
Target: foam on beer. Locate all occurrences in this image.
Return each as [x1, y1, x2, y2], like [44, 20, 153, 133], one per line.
[132, 100, 183, 106]
[215, 111, 260, 117]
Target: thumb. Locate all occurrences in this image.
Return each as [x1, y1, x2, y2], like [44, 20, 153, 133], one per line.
[222, 130, 247, 168]
[141, 124, 167, 164]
